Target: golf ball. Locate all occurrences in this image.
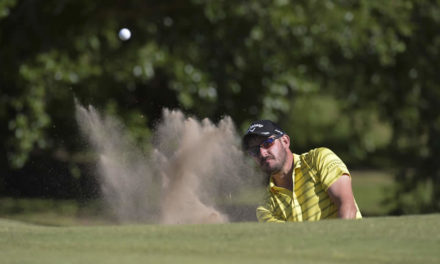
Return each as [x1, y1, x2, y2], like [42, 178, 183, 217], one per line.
[118, 28, 131, 41]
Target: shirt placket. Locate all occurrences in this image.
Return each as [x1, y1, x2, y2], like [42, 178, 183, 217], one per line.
[291, 167, 303, 222]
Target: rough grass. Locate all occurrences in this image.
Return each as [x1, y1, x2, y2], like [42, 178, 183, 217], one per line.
[1, 214, 439, 264]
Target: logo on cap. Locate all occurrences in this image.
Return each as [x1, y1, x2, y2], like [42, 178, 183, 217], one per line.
[248, 123, 263, 132]
[274, 129, 283, 135]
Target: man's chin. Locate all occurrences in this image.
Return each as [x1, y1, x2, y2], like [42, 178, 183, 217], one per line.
[261, 163, 280, 174]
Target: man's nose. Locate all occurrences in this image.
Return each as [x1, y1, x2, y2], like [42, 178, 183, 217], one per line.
[259, 147, 270, 157]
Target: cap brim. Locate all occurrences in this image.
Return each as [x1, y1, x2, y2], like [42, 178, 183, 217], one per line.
[242, 132, 270, 150]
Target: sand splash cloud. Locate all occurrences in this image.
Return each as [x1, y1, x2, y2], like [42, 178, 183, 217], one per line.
[76, 103, 257, 224]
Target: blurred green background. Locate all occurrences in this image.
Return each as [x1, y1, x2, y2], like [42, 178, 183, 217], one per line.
[1, 0, 439, 224]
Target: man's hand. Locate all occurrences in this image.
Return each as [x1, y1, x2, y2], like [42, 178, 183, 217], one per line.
[327, 174, 358, 219]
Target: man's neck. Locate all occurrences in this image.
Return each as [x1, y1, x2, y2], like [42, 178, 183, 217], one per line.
[271, 152, 294, 190]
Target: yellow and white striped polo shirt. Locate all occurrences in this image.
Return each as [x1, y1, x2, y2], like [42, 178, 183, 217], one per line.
[256, 147, 362, 222]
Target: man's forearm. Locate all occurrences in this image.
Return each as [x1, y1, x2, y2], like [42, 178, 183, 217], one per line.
[338, 203, 357, 219]
[328, 175, 358, 219]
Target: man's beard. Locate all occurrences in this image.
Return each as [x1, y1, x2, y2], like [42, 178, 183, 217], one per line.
[260, 150, 287, 174]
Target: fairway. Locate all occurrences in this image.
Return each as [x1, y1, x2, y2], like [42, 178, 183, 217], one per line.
[1, 214, 439, 264]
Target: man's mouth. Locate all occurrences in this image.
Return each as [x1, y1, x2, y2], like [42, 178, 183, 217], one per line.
[260, 157, 273, 166]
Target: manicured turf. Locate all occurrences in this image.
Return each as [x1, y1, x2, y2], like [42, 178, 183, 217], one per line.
[1, 214, 439, 264]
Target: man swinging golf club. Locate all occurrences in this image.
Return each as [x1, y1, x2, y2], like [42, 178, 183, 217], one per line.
[243, 120, 362, 222]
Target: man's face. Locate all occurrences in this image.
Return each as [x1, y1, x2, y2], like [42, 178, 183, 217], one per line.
[246, 135, 288, 174]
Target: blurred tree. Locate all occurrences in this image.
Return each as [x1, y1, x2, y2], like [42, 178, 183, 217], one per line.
[0, 0, 439, 213]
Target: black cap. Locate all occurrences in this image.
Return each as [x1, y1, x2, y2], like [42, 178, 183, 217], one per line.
[242, 120, 285, 149]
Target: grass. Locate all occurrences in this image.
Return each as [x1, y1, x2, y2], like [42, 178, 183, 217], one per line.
[1, 214, 439, 264]
[0, 171, 436, 263]
[0, 170, 396, 226]
[351, 170, 396, 216]
[0, 197, 110, 226]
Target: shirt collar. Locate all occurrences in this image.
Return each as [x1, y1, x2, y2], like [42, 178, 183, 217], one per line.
[293, 153, 301, 169]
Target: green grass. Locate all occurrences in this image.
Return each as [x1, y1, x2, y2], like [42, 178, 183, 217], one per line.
[1, 214, 439, 264]
[351, 170, 396, 216]
[0, 170, 397, 226]
[0, 197, 110, 226]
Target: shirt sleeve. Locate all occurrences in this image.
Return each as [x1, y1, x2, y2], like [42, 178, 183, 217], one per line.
[313, 147, 350, 191]
[256, 205, 285, 223]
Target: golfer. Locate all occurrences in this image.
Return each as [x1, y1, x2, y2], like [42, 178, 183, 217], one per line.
[243, 120, 362, 222]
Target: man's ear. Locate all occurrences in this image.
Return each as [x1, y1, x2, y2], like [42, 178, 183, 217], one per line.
[280, 134, 290, 148]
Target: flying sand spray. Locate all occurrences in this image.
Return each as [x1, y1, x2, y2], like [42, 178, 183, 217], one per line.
[75, 102, 260, 224]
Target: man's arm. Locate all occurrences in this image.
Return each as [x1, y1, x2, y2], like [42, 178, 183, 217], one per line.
[327, 174, 358, 219]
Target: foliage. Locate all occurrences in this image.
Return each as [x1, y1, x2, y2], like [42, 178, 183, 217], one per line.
[0, 0, 439, 212]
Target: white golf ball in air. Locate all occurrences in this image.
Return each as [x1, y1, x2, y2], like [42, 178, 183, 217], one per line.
[118, 28, 131, 41]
